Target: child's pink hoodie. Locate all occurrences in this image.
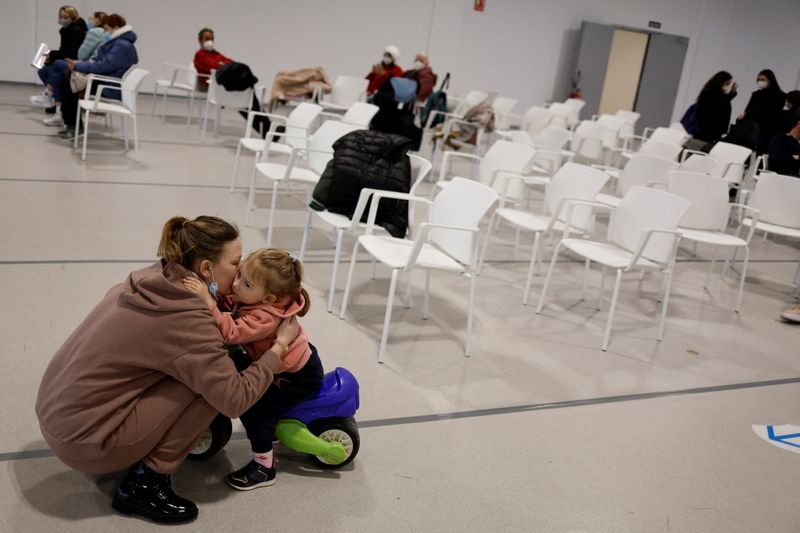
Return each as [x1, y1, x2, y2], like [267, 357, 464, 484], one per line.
[212, 292, 311, 374]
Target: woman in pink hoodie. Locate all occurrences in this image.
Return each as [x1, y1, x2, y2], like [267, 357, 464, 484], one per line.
[184, 247, 323, 491]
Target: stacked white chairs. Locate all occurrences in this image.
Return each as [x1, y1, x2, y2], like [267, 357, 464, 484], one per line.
[726, 172, 800, 298]
[314, 75, 368, 112]
[245, 120, 360, 244]
[536, 186, 691, 351]
[201, 69, 254, 141]
[229, 102, 322, 191]
[299, 154, 433, 313]
[151, 62, 206, 125]
[338, 177, 499, 363]
[596, 154, 680, 207]
[75, 66, 149, 161]
[668, 171, 759, 312]
[478, 163, 610, 305]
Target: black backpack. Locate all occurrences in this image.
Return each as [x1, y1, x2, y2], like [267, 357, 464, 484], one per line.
[215, 62, 258, 91]
[420, 73, 450, 128]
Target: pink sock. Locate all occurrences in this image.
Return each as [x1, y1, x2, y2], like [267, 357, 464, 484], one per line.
[253, 450, 273, 468]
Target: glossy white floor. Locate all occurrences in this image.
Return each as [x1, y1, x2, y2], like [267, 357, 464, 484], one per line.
[1, 82, 799, 532]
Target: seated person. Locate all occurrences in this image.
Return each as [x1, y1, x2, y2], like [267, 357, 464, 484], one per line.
[767, 111, 800, 177]
[58, 14, 137, 139]
[403, 52, 437, 102]
[193, 27, 268, 136]
[366, 45, 403, 97]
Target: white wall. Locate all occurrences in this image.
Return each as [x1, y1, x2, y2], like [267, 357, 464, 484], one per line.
[2, 0, 799, 123]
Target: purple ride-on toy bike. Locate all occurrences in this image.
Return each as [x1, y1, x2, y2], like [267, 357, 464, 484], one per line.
[189, 367, 360, 469]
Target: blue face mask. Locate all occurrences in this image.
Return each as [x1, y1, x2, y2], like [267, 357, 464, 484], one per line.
[86, 20, 93, 29]
[208, 266, 219, 300]
[103, 31, 111, 41]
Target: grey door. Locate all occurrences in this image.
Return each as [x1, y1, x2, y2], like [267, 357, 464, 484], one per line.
[635, 33, 690, 132]
[572, 22, 614, 121]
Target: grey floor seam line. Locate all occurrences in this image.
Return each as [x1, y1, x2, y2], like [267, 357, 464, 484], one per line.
[3, 376, 799, 463]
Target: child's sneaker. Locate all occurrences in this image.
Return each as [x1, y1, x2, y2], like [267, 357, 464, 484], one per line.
[225, 460, 276, 491]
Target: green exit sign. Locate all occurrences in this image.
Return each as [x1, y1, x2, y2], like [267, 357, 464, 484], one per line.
[648, 20, 662, 29]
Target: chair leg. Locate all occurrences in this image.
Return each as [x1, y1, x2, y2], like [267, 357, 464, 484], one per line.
[150, 87, 158, 116]
[403, 271, 412, 309]
[201, 102, 209, 142]
[266, 181, 279, 245]
[74, 107, 82, 150]
[598, 265, 607, 310]
[735, 246, 749, 313]
[326, 228, 344, 314]
[244, 163, 259, 226]
[186, 93, 195, 126]
[132, 115, 139, 155]
[522, 231, 542, 306]
[465, 272, 476, 357]
[658, 268, 676, 342]
[581, 258, 590, 301]
[339, 241, 362, 320]
[378, 269, 400, 364]
[299, 208, 313, 262]
[722, 225, 745, 277]
[477, 212, 497, 274]
[369, 258, 377, 280]
[230, 142, 243, 192]
[536, 242, 563, 314]
[794, 261, 800, 299]
[81, 109, 90, 161]
[422, 270, 431, 319]
[601, 269, 623, 352]
[704, 245, 717, 288]
[121, 116, 129, 152]
[160, 90, 168, 123]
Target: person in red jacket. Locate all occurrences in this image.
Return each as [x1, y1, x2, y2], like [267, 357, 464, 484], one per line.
[366, 45, 403, 96]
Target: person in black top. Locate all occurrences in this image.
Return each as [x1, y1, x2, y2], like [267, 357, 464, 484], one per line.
[694, 71, 737, 144]
[763, 90, 800, 142]
[767, 112, 800, 177]
[30, 6, 87, 108]
[739, 69, 786, 153]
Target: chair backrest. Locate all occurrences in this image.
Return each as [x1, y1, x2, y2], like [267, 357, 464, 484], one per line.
[668, 171, 730, 230]
[453, 90, 489, 116]
[707, 141, 752, 184]
[430, 177, 498, 265]
[749, 172, 800, 227]
[479, 140, 538, 199]
[532, 126, 571, 151]
[208, 69, 253, 108]
[596, 114, 626, 148]
[522, 106, 553, 137]
[617, 154, 680, 196]
[649, 126, 686, 146]
[120, 67, 149, 111]
[669, 121, 687, 133]
[285, 102, 322, 149]
[615, 110, 640, 138]
[563, 98, 586, 125]
[184, 63, 198, 88]
[408, 153, 433, 195]
[307, 120, 361, 174]
[329, 75, 368, 107]
[609, 186, 691, 264]
[572, 120, 607, 161]
[548, 102, 572, 129]
[679, 154, 718, 174]
[341, 102, 379, 127]
[638, 139, 683, 161]
[492, 97, 518, 130]
[501, 130, 534, 146]
[544, 162, 610, 232]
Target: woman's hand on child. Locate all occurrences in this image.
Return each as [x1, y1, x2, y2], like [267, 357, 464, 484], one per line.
[275, 316, 299, 346]
[182, 277, 216, 310]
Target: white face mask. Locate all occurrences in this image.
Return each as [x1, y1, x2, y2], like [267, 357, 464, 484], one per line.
[202, 40, 214, 51]
[413, 61, 424, 70]
[757, 80, 768, 89]
[723, 83, 732, 94]
[381, 57, 392, 65]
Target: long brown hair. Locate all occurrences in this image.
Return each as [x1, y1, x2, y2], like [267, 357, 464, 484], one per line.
[157, 216, 239, 270]
[243, 248, 310, 316]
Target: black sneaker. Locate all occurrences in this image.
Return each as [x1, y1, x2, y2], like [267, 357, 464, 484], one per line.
[226, 460, 276, 491]
[111, 461, 198, 524]
[45, 105, 56, 114]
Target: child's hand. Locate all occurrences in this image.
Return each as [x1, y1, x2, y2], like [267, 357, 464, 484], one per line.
[183, 277, 216, 310]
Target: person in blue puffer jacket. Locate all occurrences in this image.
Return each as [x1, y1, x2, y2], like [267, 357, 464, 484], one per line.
[58, 13, 138, 139]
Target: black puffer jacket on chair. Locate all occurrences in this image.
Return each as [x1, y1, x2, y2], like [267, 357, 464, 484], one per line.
[311, 130, 412, 238]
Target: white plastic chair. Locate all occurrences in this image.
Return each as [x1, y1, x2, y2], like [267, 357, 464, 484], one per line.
[596, 154, 680, 207]
[596, 114, 627, 153]
[528, 127, 574, 177]
[563, 98, 586, 128]
[478, 163, 610, 304]
[338, 177, 499, 362]
[548, 102, 573, 130]
[679, 153, 719, 174]
[246, 120, 360, 243]
[668, 171, 758, 312]
[229, 102, 322, 191]
[536, 186, 691, 351]
[639, 126, 688, 147]
[299, 154, 432, 313]
[151, 62, 206, 125]
[315, 75, 368, 112]
[320, 101, 379, 128]
[726, 172, 800, 298]
[614, 109, 640, 140]
[571, 120, 607, 165]
[491, 96, 518, 131]
[501, 106, 553, 137]
[682, 141, 752, 186]
[75, 66, 149, 161]
[201, 69, 254, 141]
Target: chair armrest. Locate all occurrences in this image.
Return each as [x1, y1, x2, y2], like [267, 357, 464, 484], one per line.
[88, 84, 117, 110]
[362, 190, 433, 235]
[405, 223, 480, 270]
[680, 149, 706, 163]
[729, 203, 760, 242]
[243, 111, 288, 138]
[627, 229, 683, 271]
[561, 199, 616, 239]
[438, 151, 483, 182]
[85, 74, 120, 95]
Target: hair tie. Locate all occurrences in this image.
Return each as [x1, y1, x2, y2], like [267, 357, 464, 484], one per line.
[181, 218, 189, 228]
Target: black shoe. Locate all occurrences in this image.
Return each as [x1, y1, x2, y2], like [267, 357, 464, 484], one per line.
[111, 461, 198, 524]
[45, 105, 56, 115]
[226, 460, 276, 491]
